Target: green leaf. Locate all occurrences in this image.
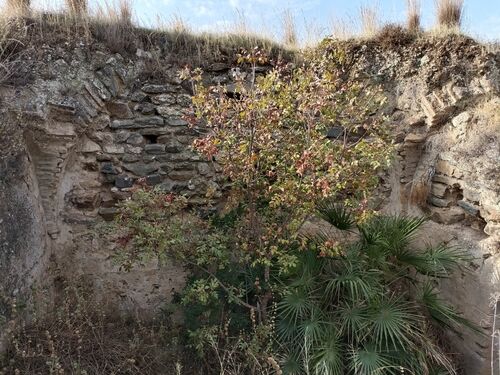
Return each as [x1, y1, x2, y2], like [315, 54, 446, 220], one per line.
[316, 200, 355, 230]
[419, 283, 483, 335]
[359, 216, 427, 255]
[278, 287, 313, 324]
[349, 344, 400, 375]
[368, 297, 422, 351]
[311, 327, 344, 375]
[337, 302, 369, 339]
[325, 263, 381, 302]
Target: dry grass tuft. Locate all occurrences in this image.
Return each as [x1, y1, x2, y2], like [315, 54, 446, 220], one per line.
[168, 14, 191, 34]
[330, 17, 355, 41]
[359, 5, 379, 38]
[65, 0, 87, 16]
[376, 24, 416, 48]
[118, 0, 132, 24]
[0, 1, 294, 66]
[4, 0, 30, 17]
[436, 0, 464, 30]
[281, 9, 297, 47]
[406, 0, 421, 32]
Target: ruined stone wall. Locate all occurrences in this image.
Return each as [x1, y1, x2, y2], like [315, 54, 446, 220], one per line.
[350, 37, 500, 374]
[0, 47, 242, 321]
[0, 35, 498, 374]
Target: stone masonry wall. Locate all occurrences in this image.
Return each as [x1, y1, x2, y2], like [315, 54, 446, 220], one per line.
[0, 46, 248, 321]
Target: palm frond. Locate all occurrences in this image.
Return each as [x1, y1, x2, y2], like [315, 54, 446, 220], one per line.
[278, 287, 314, 324]
[337, 302, 369, 339]
[419, 283, 483, 335]
[359, 216, 427, 255]
[311, 327, 344, 375]
[349, 344, 400, 375]
[325, 263, 381, 302]
[368, 297, 422, 351]
[316, 200, 355, 230]
[276, 316, 300, 344]
[279, 350, 303, 375]
[297, 308, 328, 345]
[421, 244, 471, 276]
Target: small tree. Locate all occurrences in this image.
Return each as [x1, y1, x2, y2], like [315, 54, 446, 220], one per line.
[182, 44, 392, 322]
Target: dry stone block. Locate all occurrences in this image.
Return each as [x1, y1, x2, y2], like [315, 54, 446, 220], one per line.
[106, 101, 133, 119]
[81, 138, 101, 153]
[484, 222, 500, 237]
[169, 170, 195, 181]
[126, 133, 145, 146]
[404, 133, 427, 143]
[142, 84, 178, 94]
[429, 196, 451, 208]
[123, 162, 160, 176]
[152, 94, 176, 105]
[457, 200, 480, 216]
[144, 144, 166, 154]
[114, 131, 131, 143]
[98, 207, 119, 221]
[452, 111, 471, 128]
[431, 183, 448, 198]
[115, 175, 134, 189]
[103, 145, 125, 154]
[435, 160, 462, 177]
[100, 162, 119, 174]
[165, 117, 188, 126]
[430, 207, 466, 224]
[433, 174, 460, 186]
[134, 102, 157, 115]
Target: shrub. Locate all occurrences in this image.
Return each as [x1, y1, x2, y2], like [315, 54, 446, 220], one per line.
[108, 42, 392, 372]
[436, 0, 464, 30]
[276, 202, 479, 374]
[0, 284, 183, 374]
[375, 24, 416, 48]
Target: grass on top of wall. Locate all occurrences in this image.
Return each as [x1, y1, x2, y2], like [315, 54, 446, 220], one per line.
[0, 7, 296, 68]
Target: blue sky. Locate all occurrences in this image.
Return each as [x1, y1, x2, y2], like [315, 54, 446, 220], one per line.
[24, 0, 500, 42]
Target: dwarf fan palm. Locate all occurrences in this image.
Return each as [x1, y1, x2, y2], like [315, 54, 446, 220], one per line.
[275, 200, 480, 374]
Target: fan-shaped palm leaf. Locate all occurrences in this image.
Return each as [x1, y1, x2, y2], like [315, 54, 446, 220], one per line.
[349, 344, 400, 375]
[311, 327, 344, 375]
[368, 297, 422, 351]
[297, 307, 328, 345]
[277, 316, 301, 345]
[316, 200, 355, 230]
[359, 216, 426, 255]
[325, 263, 381, 302]
[419, 283, 482, 334]
[278, 287, 314, 324]
[280, 350, 303, 375]
[414, 244, 470, 277]
[337, 302, 369, 340]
